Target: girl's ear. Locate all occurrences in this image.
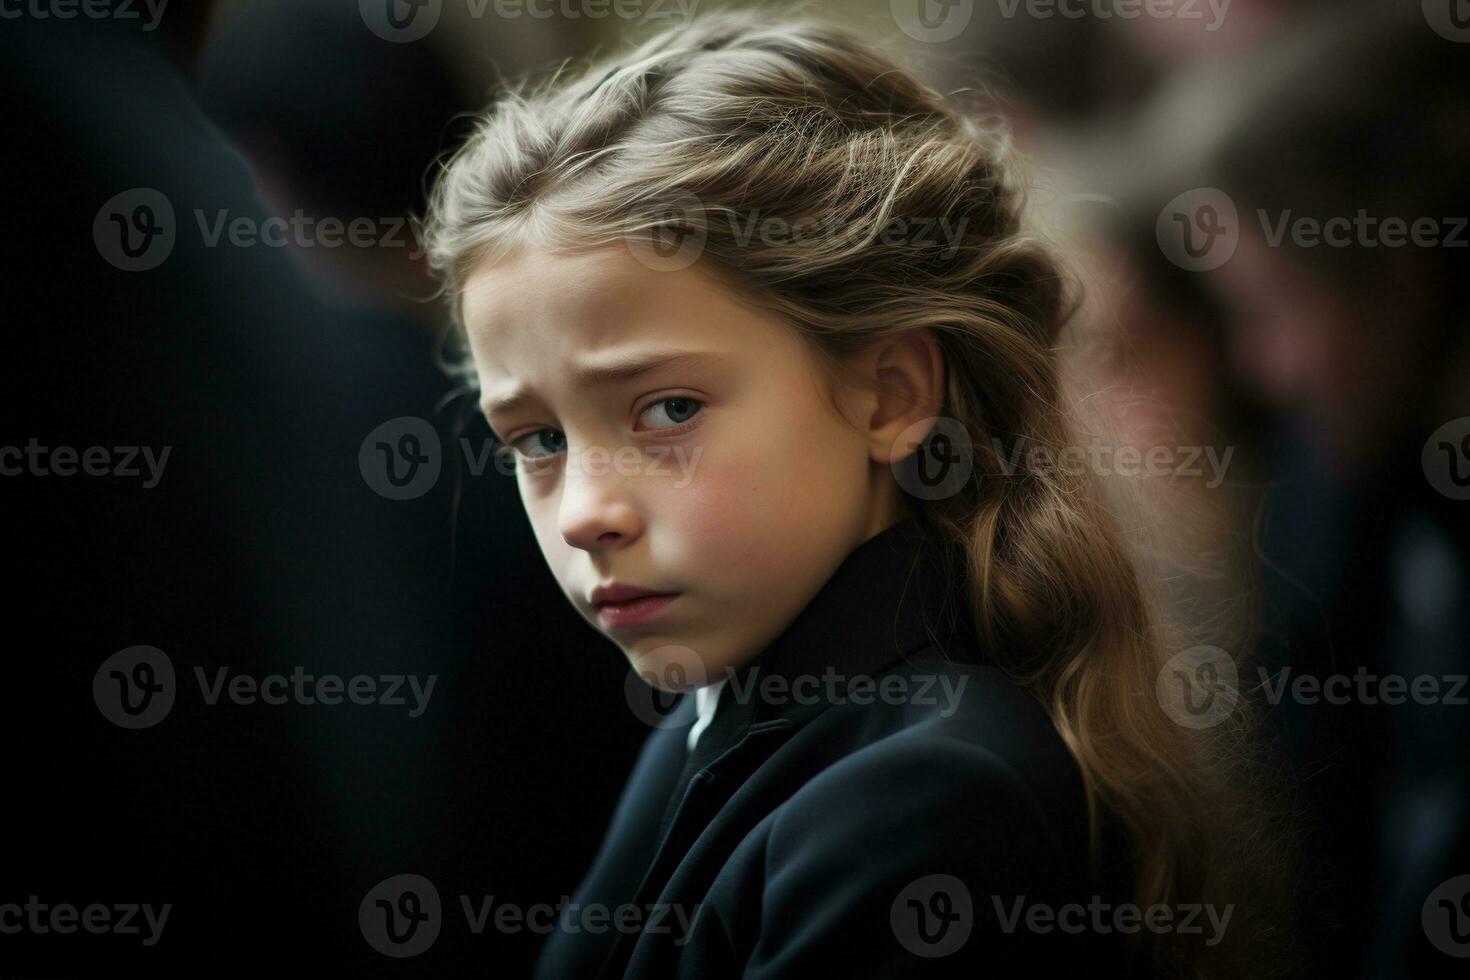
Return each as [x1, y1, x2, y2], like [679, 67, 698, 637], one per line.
[844, 327, 947, 464]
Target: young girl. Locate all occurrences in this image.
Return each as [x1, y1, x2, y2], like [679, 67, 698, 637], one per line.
[423, 11, 1291, 977]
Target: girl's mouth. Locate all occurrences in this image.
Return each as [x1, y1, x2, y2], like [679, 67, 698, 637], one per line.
[595, 593, 681, 629]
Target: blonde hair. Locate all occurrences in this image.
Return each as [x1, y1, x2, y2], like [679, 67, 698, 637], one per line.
[422, 9, 1295, 975]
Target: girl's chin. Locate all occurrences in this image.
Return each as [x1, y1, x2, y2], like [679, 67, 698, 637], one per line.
[624, 641, 712, 692]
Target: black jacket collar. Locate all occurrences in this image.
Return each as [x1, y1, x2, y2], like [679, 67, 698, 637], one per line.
[678, 513, 983, 775]
[588, 516, 986, 978]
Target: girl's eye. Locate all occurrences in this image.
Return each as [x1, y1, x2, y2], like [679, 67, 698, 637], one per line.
[509, 428, 567, 458]
[498, 398, 701, 464]
[639, 397, 703, 430]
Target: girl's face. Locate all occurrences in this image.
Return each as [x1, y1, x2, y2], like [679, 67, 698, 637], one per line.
[461, 244, 907, 690]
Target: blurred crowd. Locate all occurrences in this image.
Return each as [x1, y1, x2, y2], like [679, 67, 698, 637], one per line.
[1003, 3, 1470, 976]
[5, 0, 1467, 975]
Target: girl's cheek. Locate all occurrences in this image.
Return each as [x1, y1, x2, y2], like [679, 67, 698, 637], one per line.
[658, 439, 823, 586]
[643, 446, 762, 570]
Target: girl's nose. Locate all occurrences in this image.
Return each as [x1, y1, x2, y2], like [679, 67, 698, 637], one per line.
[557, 458, 642, 552]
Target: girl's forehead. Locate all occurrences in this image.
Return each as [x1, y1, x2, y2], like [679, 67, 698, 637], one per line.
[461, 246, 783, 364]
[467, 248, 667, 331]
[463, 247, 635, 331]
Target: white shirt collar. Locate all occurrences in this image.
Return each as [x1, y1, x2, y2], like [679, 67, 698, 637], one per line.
[686, 677, 727, 752]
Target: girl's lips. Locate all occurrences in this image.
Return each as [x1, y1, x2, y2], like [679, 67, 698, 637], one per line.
[596, 593, 680, 629]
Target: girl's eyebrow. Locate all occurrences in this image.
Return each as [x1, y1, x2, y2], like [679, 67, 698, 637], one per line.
[479, 349, 724, 418]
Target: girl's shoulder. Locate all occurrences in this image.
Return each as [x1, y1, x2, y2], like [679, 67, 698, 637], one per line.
[708, 656, 1133, 975]
[772, 654, 1092, 875]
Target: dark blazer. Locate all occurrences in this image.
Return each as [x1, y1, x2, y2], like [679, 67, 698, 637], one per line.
[535, 516, 1134, 978]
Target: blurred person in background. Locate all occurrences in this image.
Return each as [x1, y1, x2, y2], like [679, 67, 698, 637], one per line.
[912, 0, 1335, 157]
[2, 0, 448, 969]
[197, 0, 463, 326]
[4, 2, 794, 973]
[1036, 4, 1469, 973]
[198, 3, 672, 973]
[1189, 7, 1469, 976]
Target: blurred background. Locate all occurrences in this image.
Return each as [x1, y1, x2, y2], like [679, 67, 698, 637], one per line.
[3, 0, 1467, 975]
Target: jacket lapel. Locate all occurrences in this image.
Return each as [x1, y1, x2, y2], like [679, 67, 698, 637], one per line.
[593, 516, 982, 978]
